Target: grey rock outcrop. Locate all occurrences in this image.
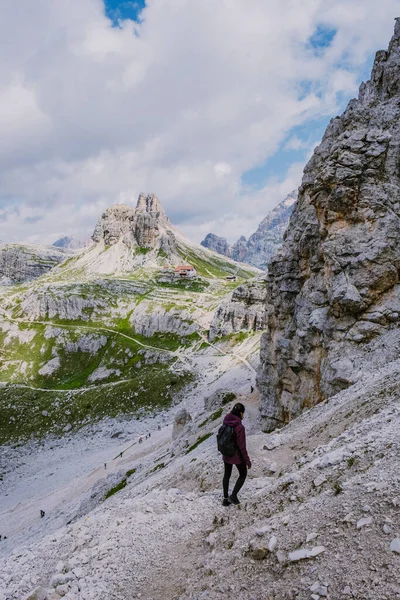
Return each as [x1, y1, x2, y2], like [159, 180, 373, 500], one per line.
[0, 244, 70, 284]
[200, 233, 230, 256]
[258, 20, 400, 431]
[204, 389, 237, 411]
[200, 191, 297, 269]
[209, 281, 267, 340]
[20, 286, 108, 321]
[92, 193, 176, 254]
[130, 303, 197, 338]
[172, 408, 192, 440]
[17, 280, 148, 321]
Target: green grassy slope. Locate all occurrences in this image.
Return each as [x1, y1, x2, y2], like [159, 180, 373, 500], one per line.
[0, 241, 260, 444]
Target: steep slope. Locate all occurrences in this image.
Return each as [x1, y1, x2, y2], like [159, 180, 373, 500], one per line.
[200, 190, 297, 269]
[258, 20, 400, 431]
[0, 244, 71, 284]
[1, 356, 399, 600]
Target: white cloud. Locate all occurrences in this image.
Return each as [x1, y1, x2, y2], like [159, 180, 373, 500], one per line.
[0, 0, 398, 244]
[214, 163, 232, 178]
[283, 136, 308, 152]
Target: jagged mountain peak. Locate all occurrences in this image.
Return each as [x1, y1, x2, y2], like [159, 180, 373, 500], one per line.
[246, 189, 297, 240]
[54, 193, 257, 279]
[136, 192, 168, 221]
[358, 16, 400, 104]
[200, 233, 230, 256]
[91, 193, 173, 250]
[200, 190, 298, 270]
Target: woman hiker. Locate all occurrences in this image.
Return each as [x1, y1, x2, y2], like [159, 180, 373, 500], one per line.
[222, 402, 251, 506]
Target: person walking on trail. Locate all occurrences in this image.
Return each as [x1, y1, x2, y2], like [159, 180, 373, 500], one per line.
[221, 402, 251, 506]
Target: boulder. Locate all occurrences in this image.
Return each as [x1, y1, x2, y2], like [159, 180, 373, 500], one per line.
[172, 408, 192, 440]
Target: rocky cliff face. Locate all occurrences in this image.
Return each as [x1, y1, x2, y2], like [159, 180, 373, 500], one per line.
[200, 191, 297, 269]
[0, 244, 70, 284]
[130, 302, 198, 338]
[209, 281, 267, 340]
[258, 20, 400, 431]
[92, 193, 176, 255]
[200, 233, 230, 256]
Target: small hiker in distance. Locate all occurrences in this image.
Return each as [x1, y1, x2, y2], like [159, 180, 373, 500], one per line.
[217, 402, 251, 506]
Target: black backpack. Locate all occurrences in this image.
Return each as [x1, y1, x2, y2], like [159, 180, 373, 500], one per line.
[217, 423, 236, 456]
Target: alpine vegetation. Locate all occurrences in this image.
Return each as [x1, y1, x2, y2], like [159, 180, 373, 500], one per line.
[0, 194, 259, 444]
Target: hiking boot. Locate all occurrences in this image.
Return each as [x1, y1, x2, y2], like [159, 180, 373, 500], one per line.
[229, 495, 240, 505]
[222, 498, 230, 507]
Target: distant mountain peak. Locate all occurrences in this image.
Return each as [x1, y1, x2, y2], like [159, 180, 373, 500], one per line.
[200, 233, 230, 256]
[200, 190, 298, 270]
[49, 193, 256, 279]
[52, 236, 89, 250]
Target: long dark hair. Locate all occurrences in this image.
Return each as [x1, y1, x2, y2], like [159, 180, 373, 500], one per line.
[231, 402, 245, 417]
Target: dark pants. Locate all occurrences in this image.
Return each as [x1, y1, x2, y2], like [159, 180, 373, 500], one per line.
[223, 461, 247, 499]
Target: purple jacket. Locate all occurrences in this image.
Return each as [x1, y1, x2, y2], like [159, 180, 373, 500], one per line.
[222, 413, 251, 468]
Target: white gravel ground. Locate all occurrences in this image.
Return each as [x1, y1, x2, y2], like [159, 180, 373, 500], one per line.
[1, 355, 400, 600]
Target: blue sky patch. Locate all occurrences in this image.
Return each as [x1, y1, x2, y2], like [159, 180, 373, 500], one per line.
[240, 115, 332, 190]
[308, 25, 337, 50]
[104, 0, 146, 26]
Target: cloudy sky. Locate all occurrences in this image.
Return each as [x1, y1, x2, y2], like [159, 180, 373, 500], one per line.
[0, 1, 398, 245]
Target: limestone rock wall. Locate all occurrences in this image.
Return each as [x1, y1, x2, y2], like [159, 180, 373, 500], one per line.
[20, 287, 108, 321]
[0, 244, 70, 284]
[130, 303, 198, 338]
[209, 281, 267, 341]
[259, 20, 400, 431]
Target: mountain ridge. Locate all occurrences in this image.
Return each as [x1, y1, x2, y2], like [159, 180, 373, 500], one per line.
[201, 190, 298, 269]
